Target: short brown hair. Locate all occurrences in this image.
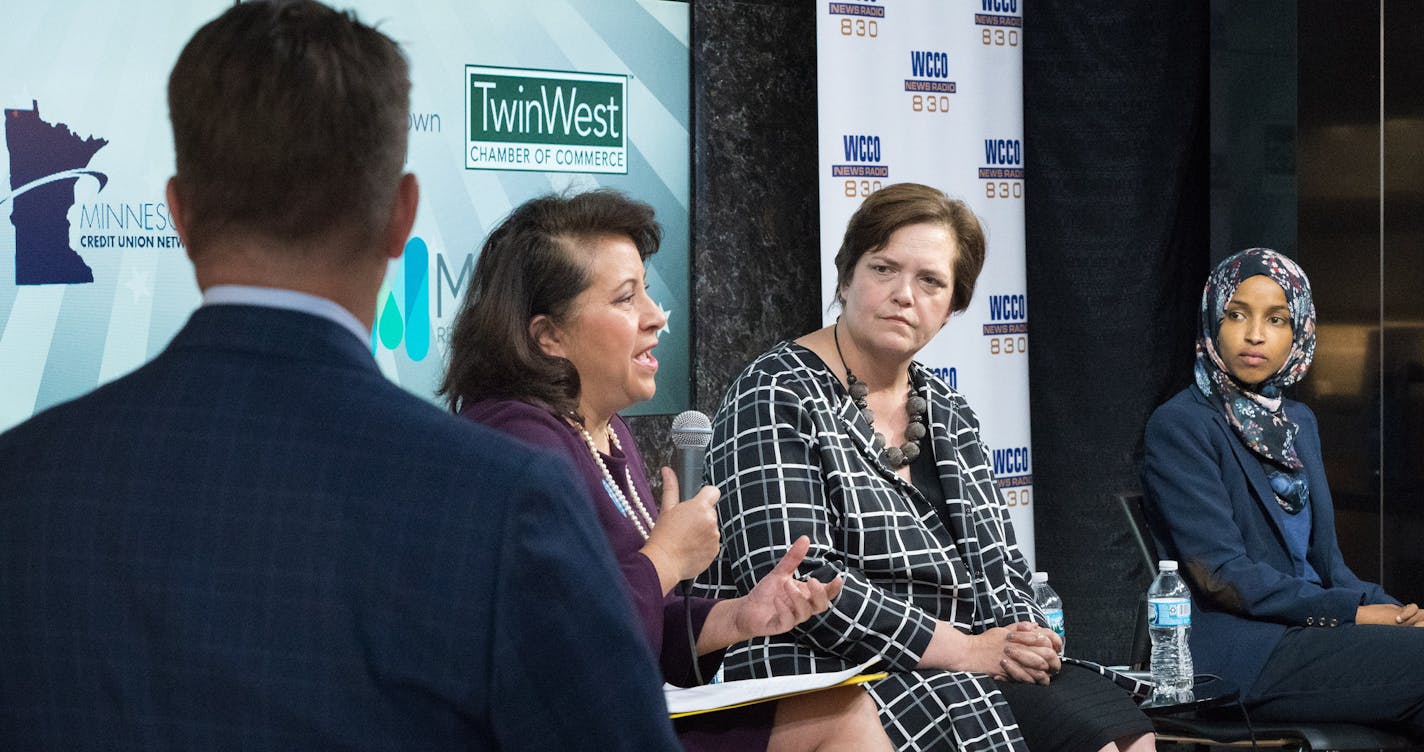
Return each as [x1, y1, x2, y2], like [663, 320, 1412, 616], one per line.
[439, 190, 661, 419]
[167, 0, 410, 254]
[833, 182, 987, 314]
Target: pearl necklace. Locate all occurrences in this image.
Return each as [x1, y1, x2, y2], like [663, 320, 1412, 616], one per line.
[574, 421, 656, 540]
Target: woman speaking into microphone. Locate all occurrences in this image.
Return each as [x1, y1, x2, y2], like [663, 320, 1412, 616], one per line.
[439, 189, 890, 751]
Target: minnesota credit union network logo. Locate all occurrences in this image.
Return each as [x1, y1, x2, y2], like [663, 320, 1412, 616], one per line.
[3, 100, 108, 285]
[465, 65, 627, 175]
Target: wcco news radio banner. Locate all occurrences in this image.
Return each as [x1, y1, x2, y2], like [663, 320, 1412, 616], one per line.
[0, 0, 691, 433]
[818, 0, 1034, 562]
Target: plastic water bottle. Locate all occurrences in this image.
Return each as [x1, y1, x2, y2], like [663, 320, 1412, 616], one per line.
[1030, 571, 1065, 654]
[1148, 560, 1194, 705]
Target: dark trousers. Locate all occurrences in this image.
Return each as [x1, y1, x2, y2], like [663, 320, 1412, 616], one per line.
[1246, 624, 1424, 732]
[996, 664, 1153, 752]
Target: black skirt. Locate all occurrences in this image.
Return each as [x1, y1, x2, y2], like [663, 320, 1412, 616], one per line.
[995, 663, 1153, 752]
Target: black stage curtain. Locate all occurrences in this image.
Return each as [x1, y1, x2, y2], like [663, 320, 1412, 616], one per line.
[1024, 2, 1210, 663]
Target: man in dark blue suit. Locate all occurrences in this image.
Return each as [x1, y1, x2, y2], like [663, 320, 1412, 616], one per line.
[0, 3, 679, 750]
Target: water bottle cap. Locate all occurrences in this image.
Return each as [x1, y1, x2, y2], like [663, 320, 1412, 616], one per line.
[1159, 560, 1178, 571]
[1031, 571, 1048, 584]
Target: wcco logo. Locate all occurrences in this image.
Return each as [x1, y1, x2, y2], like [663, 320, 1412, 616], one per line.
[832, 133, 889, 199]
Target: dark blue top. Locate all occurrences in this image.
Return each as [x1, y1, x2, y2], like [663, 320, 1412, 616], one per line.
[1143, 386, 1396, 692]
[1274, 491, 1322, 584]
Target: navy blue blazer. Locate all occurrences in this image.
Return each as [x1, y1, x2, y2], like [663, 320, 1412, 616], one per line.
[1142, 386, 1395, 692]
[0, 305, 679, 751]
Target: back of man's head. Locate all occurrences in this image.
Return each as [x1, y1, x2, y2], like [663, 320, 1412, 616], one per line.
[167, 0, 409, 257]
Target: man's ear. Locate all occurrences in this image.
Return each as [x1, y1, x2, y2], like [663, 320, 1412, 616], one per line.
[166, 177, 192, 260]
[530, 314, 564, 358]
[381, 173, 420, 260]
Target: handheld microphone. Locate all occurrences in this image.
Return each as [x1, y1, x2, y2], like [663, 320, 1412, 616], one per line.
[670, 410, 713, 501]
[669, 409, 714, 686]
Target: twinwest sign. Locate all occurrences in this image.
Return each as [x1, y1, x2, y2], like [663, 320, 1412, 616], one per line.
[464, 65, 628, 174]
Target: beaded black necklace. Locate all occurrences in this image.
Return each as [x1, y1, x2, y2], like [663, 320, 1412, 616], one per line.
[833, 321, 927, 468]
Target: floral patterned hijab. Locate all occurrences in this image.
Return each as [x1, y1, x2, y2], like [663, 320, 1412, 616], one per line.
[1194, 248, 1316, 510]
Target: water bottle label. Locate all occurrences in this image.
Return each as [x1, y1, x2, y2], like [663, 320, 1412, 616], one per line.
[1043, 608, 1064, 638]
[1149, 597, 1191, 627]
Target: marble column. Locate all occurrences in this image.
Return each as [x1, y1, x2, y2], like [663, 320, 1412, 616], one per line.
[627, 0, 821, 478]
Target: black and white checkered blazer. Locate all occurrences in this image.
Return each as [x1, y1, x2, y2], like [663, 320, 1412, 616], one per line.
[697, 342, 1148, 752]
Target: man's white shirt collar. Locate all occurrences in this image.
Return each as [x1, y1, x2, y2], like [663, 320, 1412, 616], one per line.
[201, 285, 370, 347]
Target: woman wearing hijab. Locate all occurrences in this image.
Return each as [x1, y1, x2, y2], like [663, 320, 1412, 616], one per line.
[699, 183, 1154, 752]
[1143, 247, 1424, 731]
[440, 189, 892, 751]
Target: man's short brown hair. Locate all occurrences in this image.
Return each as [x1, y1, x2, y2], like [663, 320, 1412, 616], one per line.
[167, 0, 410, 254]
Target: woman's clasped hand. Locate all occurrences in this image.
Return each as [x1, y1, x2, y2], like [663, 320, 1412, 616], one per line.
[1357, 602, 1424, 627]
[983, 623, 1063, 685]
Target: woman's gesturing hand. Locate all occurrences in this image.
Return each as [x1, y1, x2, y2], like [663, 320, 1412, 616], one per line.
[731, 536, 845, 638]
[641, 468, 721, 589]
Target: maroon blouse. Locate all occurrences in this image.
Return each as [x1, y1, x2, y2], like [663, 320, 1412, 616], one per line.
[464, 399, 728, 685]
[461, 400, 774, 749]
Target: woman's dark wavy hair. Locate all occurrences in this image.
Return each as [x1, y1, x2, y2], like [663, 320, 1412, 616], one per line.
[439, 189, 661, 420]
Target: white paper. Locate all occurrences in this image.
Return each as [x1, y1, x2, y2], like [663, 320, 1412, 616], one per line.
[664, 658, 880, 715]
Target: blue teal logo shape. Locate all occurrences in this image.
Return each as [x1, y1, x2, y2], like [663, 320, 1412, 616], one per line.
[3, 100, 109, 285]
[373, 236, 431, 361]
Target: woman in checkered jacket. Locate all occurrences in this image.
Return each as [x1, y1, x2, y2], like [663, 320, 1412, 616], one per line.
[698, 183, 1154, 752]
